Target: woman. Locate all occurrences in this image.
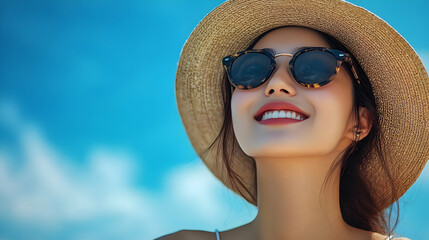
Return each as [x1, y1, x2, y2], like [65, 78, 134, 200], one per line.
[157, 0, 428, 239]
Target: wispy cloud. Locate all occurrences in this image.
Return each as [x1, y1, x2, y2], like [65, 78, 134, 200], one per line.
[0, 100, 255, 240]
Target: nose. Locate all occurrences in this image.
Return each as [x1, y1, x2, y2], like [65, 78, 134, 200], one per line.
[264, 59, 297, 97]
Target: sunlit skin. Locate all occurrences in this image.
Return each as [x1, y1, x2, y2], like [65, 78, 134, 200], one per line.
[155, 26, 406, 240]
[223, 27, 387, 240]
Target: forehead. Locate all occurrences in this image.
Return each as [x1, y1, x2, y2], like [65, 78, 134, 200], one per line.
[252, 27, 331, 53]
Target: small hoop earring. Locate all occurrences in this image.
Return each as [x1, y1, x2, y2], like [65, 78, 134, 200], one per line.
[355, 130, 363, 141]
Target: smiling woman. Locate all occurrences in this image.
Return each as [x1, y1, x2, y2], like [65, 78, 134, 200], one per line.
[156, 0, 429, 239]
[226, 26, 388, 239]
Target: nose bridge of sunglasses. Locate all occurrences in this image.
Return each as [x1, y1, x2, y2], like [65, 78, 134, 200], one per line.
[273, 53, 294, 65]
[273, 53, 293, 64]
[274, 53, 294, 58]
[270, 53, 293, 68]
[267, 53, 296, 83]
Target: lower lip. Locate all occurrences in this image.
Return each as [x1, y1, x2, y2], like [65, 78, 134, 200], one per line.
[256, 118, 305, 125]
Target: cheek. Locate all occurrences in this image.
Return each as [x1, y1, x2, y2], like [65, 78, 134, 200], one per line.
[309, 82, 354, 148]
[231, 90, 252, 118]
[231, 90, 258, 156]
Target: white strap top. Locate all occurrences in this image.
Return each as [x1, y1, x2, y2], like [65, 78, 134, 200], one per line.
[215, 229, 220, 240]
[213, 229, 394, 240]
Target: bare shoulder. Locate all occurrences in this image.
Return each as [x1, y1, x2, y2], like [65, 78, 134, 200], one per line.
[154, 229, 215, 240]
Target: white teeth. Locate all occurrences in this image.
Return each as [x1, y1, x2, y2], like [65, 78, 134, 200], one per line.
[261, 110, 305, 121]
[272, 111, 279, 118]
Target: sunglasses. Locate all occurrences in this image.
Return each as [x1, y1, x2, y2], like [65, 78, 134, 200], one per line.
[222, 47, 360, 89]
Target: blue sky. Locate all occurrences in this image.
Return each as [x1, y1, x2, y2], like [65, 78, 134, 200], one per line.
[0, 1, 428, 240]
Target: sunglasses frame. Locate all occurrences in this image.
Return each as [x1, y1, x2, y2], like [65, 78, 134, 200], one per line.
[222, 47, 360, 90]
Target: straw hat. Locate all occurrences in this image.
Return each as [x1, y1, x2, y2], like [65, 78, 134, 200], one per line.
[175, 0, 429, 210]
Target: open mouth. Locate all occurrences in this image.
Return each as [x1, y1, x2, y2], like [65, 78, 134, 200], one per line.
[254, 109, 309, 122]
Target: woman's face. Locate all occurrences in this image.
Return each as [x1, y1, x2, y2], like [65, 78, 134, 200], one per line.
[231, 27, 357, 158]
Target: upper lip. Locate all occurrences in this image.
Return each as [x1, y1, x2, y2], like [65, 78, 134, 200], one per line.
[253, 101, 310, 121]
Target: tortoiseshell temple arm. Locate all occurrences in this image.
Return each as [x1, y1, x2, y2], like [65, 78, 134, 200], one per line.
[347, 59, 360, 84]
[351, 65, 360, 84]
[341, 54, 360, 84]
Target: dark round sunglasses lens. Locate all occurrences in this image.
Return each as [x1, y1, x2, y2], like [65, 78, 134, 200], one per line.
[294, 50, 337, 84]
[231, 52, 272, 88]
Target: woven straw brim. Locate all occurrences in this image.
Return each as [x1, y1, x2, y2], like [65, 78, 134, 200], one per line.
[175, 0, 429, 210]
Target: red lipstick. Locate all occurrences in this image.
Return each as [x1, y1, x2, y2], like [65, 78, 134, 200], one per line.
[254, 101, 309, 123]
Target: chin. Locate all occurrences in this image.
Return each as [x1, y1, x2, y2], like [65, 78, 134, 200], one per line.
[246, 143, 338, 159]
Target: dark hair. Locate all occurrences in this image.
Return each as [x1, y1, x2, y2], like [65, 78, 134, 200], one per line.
[200, 26, 399, 236]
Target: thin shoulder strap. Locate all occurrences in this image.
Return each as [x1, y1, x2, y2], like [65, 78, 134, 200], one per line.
[214, 229, 220, 240]
[385, 235, 393, 240]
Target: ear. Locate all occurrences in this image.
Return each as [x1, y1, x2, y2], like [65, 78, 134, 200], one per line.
[348, 107, 372, 142]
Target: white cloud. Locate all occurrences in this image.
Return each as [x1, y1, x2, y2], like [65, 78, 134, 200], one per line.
[167, 162, 225, 219]
[0, 126, 143, 225]
[0, 100, 255, 240]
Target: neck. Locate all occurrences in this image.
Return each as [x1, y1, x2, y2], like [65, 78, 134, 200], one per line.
[247, 154, 362, 240]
